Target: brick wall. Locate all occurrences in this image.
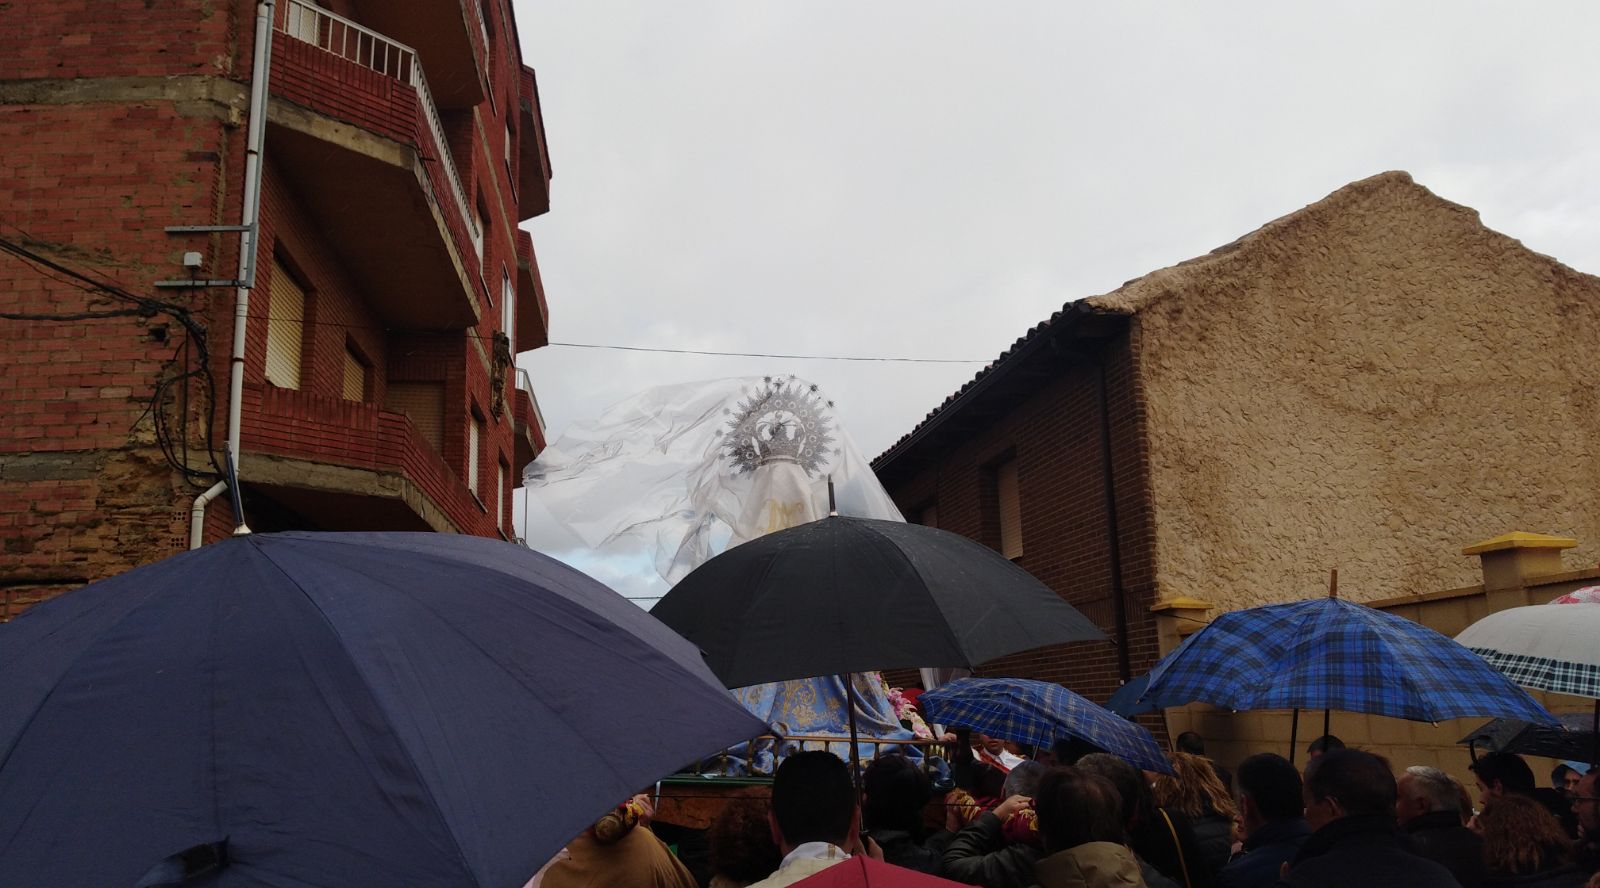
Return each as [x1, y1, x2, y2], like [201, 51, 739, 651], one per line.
[1, 0, 542, 606]
[882, 335, 1162, 721]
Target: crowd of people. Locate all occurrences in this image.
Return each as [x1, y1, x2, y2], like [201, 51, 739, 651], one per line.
[527, 730, 1600, 888]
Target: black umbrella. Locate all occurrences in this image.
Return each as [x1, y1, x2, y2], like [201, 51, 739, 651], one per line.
[1459, 712, 1598, 763]
[650, 515, 1106, 776]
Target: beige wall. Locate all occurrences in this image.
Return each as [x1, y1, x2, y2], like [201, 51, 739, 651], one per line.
[1092, 171, 1600, 611]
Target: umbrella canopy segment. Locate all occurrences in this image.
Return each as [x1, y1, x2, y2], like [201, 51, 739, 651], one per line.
[1105, 674, 1155, 718]
[1458, 713, 1598, 762]
[650, 516, 1106, 689]
[920, 677, 1171, 774]
[1456, 604, 1600, 699]
[1138, 598, 1556, 724]
[788, 855, 972, 888]
[0, 532, 771, 888]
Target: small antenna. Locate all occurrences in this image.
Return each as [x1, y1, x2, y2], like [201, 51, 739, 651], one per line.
[1328, 567, 1338, 599]
[827, 475, 838, 516]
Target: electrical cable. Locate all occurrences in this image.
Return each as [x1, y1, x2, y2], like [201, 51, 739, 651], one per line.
[0, 230, 224, 484]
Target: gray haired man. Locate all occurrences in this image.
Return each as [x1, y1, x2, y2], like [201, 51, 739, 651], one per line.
[1396, 765, 1485, 888]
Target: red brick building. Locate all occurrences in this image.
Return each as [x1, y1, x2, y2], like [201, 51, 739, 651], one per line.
[0, 0, 553, 615]
[873, 306, 1156, 705]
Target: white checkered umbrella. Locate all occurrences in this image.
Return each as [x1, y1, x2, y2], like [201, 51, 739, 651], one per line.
[1456, 603, 1600, 699]
[1457, 600, 1600, 764]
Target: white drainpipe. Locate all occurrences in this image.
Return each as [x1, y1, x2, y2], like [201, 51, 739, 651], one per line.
[191, 0, 275, 549]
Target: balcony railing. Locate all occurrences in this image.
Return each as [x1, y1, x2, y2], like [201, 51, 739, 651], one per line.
[277, 0, 479, 254]
[515, 367, 545, 436]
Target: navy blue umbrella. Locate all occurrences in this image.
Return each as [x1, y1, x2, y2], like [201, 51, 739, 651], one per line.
[1105, 674, 1155, 718]
[920, 677, 1172, 774]
[1137, 598, 1556, 726]
[0, 532, 770, 888]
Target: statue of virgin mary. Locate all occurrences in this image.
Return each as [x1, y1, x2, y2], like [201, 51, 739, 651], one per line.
[525, 376, 919, 771]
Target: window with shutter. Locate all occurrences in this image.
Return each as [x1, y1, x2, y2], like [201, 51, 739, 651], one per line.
[341, 346, 365, 402]
[384, 382, 445, 454]
[997, 459, 1023, 559]
[265, 260, 306, 389]
[467, 414, 482, 496]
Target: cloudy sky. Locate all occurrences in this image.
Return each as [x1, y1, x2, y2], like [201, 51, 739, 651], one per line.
[509, 1, 1600, 599]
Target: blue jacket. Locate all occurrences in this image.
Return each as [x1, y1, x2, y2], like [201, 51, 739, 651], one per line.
[1217, 819, 1310, 888]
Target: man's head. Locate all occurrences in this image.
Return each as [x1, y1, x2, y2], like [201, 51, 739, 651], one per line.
[1235, 753, 1303, 835]
[1301, 749, 1396, 832]
[861, 754, 930, 834]
[1552, 764, 1581, 796]
[1175, 731, 1206, 756]
[1033, 766, 1126, 853]
[1306, 735, 1345, 759]
[1573, 771, 1600, 838]
[1468, 752, 1535, 808]
[769, 751, 857, 851]
[1395, 766, 1462, 826]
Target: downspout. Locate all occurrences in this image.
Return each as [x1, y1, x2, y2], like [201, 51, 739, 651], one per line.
[1095, 348, 1132, 681]
[191, 0, 274, 548]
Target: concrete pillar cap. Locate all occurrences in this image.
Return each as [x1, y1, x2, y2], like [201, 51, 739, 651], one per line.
[1151, 596, 1213, 613]
[1461, 531, 1577, 556]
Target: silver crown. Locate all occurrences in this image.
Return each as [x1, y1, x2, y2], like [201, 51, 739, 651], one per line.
[719, 377, 838, 477]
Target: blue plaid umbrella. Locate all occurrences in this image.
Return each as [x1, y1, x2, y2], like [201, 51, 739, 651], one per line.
[1137, 598, 1556, 724]
[920, 677, 1172, 774]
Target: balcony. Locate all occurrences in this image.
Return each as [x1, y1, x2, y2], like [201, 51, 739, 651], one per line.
[266, 0, 483, 329]
[238, 383, 496, 536]
[350, 0, 487, 109]
[515, 229, 549, 350]
[517, 65, 552, 221]
[512, 367, 546, 483]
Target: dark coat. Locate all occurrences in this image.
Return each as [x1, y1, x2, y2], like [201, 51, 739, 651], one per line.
[1277, 815, 1462, 888]
[942, 812, 1042, 888]
[1188, 812, 1235, 880]
[871, 828, 948, 876]
[1403, 811, 1486, 888]
[1218, 819, 1310, 888]
[1131, 806, 1212, 888]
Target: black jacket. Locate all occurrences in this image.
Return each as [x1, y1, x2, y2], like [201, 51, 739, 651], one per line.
[1218, 819, 1310, 888]
[871, 828, 949, 876]
[1131, 806, 1213, 888]
[942, 812, 1042, 888]
[1403, 811, 1486, 888]
[1278, 815, 1462, 888]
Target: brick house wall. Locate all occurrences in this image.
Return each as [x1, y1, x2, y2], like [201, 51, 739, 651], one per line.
[1, 0, 550, 615]
[879, 333, 1164, 715]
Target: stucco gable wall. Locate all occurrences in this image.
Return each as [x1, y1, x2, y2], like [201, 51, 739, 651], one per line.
[1106, 172, 1600, 609]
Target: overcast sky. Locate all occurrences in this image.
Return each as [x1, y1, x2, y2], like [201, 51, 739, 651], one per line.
[510, 1, 1600, 599]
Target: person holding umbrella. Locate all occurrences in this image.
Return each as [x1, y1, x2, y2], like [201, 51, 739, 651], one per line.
[1030, 767, 1153, 888]
[749, 752, 879, 888]
[1283, 750, 1459, 888]
[1574, 770, 1600, 875]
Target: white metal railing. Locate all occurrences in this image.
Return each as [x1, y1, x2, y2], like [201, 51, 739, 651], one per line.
[471, 0, 490, 63]
[278, 0, 480, 260]
[515, 367, 545, 436]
